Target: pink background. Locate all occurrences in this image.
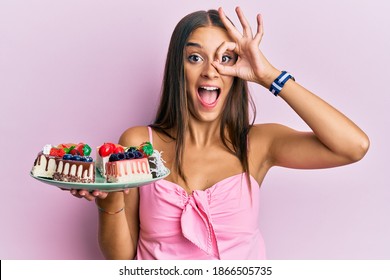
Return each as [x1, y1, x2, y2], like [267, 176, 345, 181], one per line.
[1, 0, 389, 259]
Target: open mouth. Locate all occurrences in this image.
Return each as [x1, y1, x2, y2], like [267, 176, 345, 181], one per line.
[197, 86, 221, 107]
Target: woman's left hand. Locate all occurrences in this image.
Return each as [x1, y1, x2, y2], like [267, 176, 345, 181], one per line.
[212, 7, 279, 88]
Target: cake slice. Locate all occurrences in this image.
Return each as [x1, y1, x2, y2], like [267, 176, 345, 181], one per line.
[97, 142, 168, 183]
[96, 143, 125, 178]
[32, 153, 58, 178]
[53, 155, 95, 183]
[32, 143, 95, 183]
[31, 144, 68, 178]
[106, 157, 152, 183]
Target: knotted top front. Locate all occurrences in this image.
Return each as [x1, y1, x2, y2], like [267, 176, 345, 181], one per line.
[136, 174, 266, 260]
[181, 190, 220, 258]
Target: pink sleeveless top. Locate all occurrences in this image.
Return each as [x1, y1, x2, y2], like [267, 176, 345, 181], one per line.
[135, 127, 266, 260]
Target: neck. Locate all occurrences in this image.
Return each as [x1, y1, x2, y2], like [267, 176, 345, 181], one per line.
[186, 117, 222, 148]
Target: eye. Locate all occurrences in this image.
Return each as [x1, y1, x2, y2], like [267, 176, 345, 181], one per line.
[221, 55, 234, 64]
[188, 54, 203, 63]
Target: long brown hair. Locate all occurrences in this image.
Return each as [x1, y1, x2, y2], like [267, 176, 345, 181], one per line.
[151, 9, 256, 184]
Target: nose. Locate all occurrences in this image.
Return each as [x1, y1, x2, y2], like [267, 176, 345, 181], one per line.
[201, 61, 219, 79]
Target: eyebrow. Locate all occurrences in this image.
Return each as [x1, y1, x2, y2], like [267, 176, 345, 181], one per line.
[185, 42, 202, 48]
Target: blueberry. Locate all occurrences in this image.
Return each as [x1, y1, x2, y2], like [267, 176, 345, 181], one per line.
[127, 147, 137, 152]
[125, 152, 135, 159]
[71, 155, 82, 161]
[117, 153, 126, 160]
[109, 154, 119, 162]
[79, 156, 92, 162]
[63, 154, 72, 160]
[134, 151, 143, 159]
[84, 156, 93, 162]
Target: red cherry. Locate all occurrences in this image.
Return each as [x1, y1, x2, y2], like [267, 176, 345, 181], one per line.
[107, 143, 116, 151]
[75, 143, 85, 156]
[99, 143, 114, 157]
[113, 146, 125, 153]
[70, 149, 80, 155]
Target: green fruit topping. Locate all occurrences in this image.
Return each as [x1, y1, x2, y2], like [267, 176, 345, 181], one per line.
[141, 142, 153, 156]
[64, 145, 76, 154]
[82, 144, 92, 156]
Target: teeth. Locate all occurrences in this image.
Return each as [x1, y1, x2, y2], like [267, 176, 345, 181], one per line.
[200, 86, 219, 91]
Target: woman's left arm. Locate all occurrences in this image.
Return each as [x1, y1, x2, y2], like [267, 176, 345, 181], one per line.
[214, 7, 369, 169]
[250, 80, 370, 169]
[273, 77, 369, 167]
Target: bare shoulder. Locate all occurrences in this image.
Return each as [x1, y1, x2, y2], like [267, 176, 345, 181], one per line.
[118, 126, 150, 147]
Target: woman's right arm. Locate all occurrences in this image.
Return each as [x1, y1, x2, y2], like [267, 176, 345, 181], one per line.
[96, 189, 139, 260]
[97, 126, 150, 259]
[72, 126, 149, 259]
[72, 184, 139, 259]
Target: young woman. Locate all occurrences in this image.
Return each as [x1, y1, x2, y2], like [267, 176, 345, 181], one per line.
[71, 7, 369, 259]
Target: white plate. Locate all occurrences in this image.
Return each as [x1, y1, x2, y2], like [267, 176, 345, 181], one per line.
[30, 169, 170, 192]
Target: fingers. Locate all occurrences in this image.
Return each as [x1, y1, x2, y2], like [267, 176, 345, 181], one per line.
[212, 59, 237, 77]
[69, 189, 128, 201]
[218, 7, 242, 40]
[219, 7, 256, 39]
[215, 41, 237, 59]
[235, 6, 253, 38]
[70, 189, 94, 201]
[219, 7, 263, 44]
[212, 41, 238, 77]
[253, 13, 264, 45]
[70, 189, 108, 201]
[212, 61, 237, 77]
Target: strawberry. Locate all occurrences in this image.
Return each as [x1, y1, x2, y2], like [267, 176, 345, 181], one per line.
[113, 146, 125, 154]
[70, 148, 80, 155]
[49, 147, 65, 157]
[75, 143, 86, 156]
[49, 148, 57, 156]
[99, 143, 114, 157]
[57, 149, 65, 157]
[71, 143, 91, 156]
